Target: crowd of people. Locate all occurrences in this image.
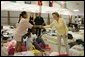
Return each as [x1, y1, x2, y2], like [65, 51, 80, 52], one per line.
[1, 11, 84, 56]
[14, 11, 69, 55]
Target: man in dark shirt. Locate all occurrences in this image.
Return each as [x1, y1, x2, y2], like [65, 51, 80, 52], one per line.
[34, 13, 44, 36]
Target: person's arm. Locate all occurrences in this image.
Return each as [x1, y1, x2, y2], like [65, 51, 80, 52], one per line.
[34, 17, 37, 24]
[43, 25, 51, 28]
[28, 23, 33, 29]
[43, 20, 55, 28]
[20, 19, 33, 29]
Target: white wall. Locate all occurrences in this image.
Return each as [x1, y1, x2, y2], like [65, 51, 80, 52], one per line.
[1, 11, 20, 25]
[1, 18, 8, 25]
[61, 15, 69, 24]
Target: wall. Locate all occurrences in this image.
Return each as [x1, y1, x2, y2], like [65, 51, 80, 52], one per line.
[1, 11, 8, 25]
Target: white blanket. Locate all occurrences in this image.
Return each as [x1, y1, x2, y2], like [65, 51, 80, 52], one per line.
[14, 51, 34, 56]
[69, 45, 84, 56]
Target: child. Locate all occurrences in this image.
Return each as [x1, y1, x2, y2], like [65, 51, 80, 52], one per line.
[25, 32, 33, 50]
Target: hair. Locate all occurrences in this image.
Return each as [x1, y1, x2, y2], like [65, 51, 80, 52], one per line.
[21, 11, 27, 18]
[18, 11, 27, 23]
[18, 14, 22, 23]
[52, 12, 59, 17]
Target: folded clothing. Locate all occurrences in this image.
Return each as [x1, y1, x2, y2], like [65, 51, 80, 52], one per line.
[32, 50, 41, 56]
[71, 45, 84, 51]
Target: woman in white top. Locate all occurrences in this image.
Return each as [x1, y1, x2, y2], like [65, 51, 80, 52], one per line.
[14, 11, 33, 52]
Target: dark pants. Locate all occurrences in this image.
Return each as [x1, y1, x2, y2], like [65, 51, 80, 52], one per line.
[74, 24, 79, 31]
[35, 28, 41, 36]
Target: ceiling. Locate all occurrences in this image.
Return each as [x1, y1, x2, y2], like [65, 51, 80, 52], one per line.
[28, 1, 84, 15]
[56, 1, 84, 15]
[1, 1, 84, 16]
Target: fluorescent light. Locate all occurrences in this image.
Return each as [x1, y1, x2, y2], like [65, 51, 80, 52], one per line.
[59, 8, 72, 15]
[73, 10, 79, 12]
[61, 1, 65, 4]
[62, 8, 67, 11]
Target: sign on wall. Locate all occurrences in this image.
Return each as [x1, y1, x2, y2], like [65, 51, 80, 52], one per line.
[25, 1, 31, 4]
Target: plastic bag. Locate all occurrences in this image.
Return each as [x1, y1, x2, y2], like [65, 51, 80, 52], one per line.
[32, 50, 41, 56]
[8, 45, 15, 55]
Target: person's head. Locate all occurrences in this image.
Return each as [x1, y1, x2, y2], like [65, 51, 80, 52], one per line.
[75, 16, 77, 18]
[21, 11, 28, 19]
[36, 13, 41, 17]
[52, 12, 60, 20]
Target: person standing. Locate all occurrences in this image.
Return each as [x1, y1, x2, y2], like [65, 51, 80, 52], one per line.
[34, 13, 44, 36]
[14, 11, 33, 52]
[43, 12, 69, 55]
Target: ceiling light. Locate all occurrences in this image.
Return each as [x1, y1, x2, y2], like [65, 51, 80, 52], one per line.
[73, 10, 79, 12]
[61, 1, 65, 4]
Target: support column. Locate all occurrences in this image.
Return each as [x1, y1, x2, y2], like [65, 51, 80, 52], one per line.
[48, 13, 50, 25]
[8, 11, 10, 25]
